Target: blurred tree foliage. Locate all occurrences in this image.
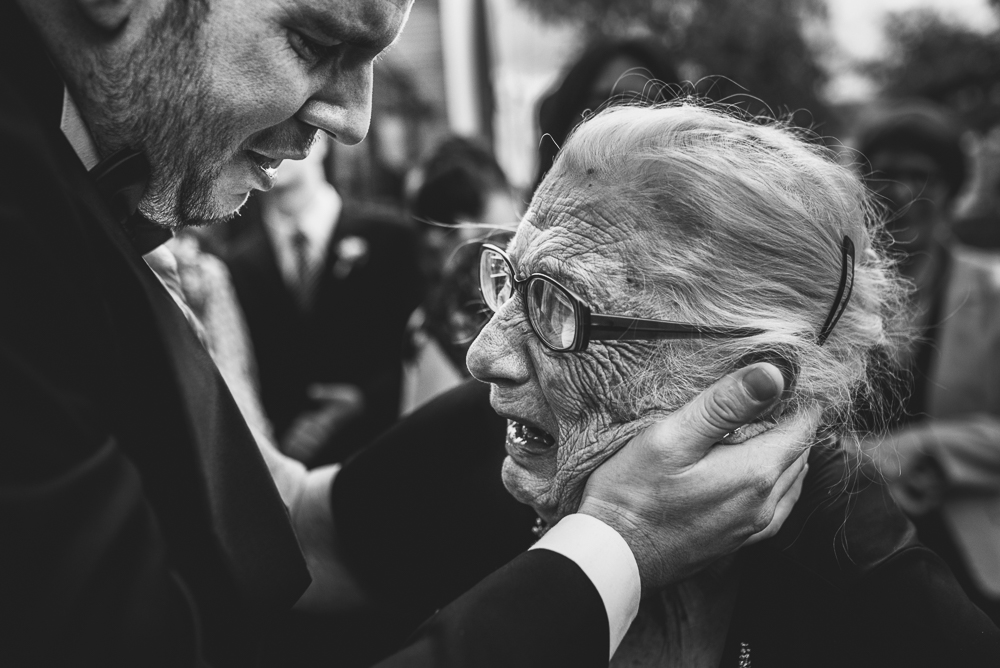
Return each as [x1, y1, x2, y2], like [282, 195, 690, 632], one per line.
[861, 9, 1000, 131]
[517, 0, 832, 129]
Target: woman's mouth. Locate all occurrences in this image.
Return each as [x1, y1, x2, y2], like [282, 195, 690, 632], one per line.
[506, 420, 556, 455]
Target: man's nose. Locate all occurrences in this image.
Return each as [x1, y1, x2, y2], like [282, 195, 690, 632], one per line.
[467, 310, 532, 388]
[296, 62, 373, 146]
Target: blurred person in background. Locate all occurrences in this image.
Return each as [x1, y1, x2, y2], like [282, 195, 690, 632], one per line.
[400, 136, 518, 413]
[855, 100, 1000, 625]
[224, 137, 423, 465]
[954, 124, 1000, 249]
[534, 38, 679, 192]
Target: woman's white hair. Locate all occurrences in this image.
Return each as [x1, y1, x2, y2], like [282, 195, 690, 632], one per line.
[545, 101, 909, 439]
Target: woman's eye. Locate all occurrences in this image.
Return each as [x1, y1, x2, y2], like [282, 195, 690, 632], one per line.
[289, 30, 343, 64]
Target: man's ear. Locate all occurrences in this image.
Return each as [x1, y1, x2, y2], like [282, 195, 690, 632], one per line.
[77, 0, 138, 32]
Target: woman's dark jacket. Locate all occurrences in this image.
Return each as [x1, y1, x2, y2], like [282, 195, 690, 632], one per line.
[721, 440, 999, 666]
[334, 382, 1000, 667]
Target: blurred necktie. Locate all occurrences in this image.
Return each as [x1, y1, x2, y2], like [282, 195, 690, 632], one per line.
[291, 229, 319, 310]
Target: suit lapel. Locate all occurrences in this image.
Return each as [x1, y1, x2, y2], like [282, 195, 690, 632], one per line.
[312, 205, 355, 312]
[36, 84, 310, 611]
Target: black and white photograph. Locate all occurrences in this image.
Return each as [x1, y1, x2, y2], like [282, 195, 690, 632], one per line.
[3, 0, 1000, 665]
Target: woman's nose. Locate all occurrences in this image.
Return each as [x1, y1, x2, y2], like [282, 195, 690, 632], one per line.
[466, 312, 531, 387]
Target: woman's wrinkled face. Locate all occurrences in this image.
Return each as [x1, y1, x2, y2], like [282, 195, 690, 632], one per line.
[466, 179, 656, 524]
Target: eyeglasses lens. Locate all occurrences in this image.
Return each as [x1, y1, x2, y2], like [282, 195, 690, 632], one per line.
[527, 278, 577, 351]
[480, 249, 513, 312]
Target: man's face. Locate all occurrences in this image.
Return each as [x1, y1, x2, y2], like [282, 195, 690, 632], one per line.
[90, 0, 411, 227]
[869, 149, 951, 254]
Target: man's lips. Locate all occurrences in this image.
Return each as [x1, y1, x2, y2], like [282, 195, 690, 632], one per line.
[244, 143, 313, 180]
[245, 150, 283, 180]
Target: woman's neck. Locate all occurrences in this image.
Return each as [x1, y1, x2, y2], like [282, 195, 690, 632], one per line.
[612, 555, 740, 668]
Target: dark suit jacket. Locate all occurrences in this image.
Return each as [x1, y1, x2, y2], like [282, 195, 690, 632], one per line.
[0, 7, 609, 668]
[225, 200, 422, 463]
[0, 17, 308, 668]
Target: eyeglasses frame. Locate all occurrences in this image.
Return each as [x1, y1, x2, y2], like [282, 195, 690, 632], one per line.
[479, 243, 765, 353]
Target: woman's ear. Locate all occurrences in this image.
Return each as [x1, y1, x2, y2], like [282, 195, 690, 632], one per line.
[76, 0, 138, 32]
[737, 351, 798, 403]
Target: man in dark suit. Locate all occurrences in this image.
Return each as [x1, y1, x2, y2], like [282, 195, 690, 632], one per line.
[225, 139, 422, 465]
[1, 1, 814, 666]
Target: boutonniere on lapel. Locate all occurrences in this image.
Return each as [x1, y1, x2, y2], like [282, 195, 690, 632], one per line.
[332, 235, 369, 280]
[738, 641, 751, 667]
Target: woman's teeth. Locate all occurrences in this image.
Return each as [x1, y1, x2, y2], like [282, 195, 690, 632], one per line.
[508, 420, 556, 449]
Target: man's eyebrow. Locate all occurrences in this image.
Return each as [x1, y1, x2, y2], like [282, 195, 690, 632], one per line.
[286, 5, 398, 52]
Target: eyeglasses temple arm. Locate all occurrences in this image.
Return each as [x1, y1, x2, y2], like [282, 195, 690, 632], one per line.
[589, 313, 764, 340]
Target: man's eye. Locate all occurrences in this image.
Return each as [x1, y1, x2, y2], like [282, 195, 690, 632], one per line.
[289, 30, 343, 63]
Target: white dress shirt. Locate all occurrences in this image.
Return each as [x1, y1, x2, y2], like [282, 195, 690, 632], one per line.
[262, 187, 341, 295]
[60, 89, 100, 171]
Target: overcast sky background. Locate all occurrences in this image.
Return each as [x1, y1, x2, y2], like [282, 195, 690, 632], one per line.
[826, 0, 998, 100]
[830, 0, 996, 60]
[488, 0, 999, 185]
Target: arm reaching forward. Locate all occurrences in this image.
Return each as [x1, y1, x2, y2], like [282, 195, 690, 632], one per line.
[294, 363, 812, 665]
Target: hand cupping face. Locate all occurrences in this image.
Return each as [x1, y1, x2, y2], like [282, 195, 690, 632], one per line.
[468, 102, 907, 592]
[467, 186, 651, 523]
[467, 183, 787, 528]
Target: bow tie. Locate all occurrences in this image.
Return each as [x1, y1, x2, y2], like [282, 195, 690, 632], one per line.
[90, 148, 173, 255]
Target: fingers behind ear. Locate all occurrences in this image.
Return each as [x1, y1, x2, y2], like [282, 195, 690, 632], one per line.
[743, 450, 810, 547]
[722, 406, 820, 545]
[659, 363, 785, 466]
[712, 405, 821, 481]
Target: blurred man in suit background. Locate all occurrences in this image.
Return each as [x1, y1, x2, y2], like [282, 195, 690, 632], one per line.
[226, 139, 422, 465]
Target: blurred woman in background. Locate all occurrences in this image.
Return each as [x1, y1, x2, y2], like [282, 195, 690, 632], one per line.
[401, 136, 518, 412]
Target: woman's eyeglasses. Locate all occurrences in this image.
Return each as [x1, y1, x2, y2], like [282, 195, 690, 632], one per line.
[478, 243, 764, 353]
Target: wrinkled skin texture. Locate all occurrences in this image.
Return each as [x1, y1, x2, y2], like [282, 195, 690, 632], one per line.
[468, 177, 680, 524]
[466, 174, 815, 664]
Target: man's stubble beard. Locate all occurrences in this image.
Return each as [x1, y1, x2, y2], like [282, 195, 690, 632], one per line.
[89, 0, 239, 228]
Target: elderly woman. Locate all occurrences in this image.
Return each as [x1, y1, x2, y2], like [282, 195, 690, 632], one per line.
[467, 103, 999, 667]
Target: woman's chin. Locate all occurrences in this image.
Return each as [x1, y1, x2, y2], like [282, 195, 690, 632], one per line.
[501, 456, 559, 521]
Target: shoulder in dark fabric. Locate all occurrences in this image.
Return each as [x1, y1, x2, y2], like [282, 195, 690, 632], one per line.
[723, 440, 1000, 668]
[0, 6, 309, 666]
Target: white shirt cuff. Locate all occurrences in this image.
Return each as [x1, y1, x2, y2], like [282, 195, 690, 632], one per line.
[529, 513, 641, 659]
